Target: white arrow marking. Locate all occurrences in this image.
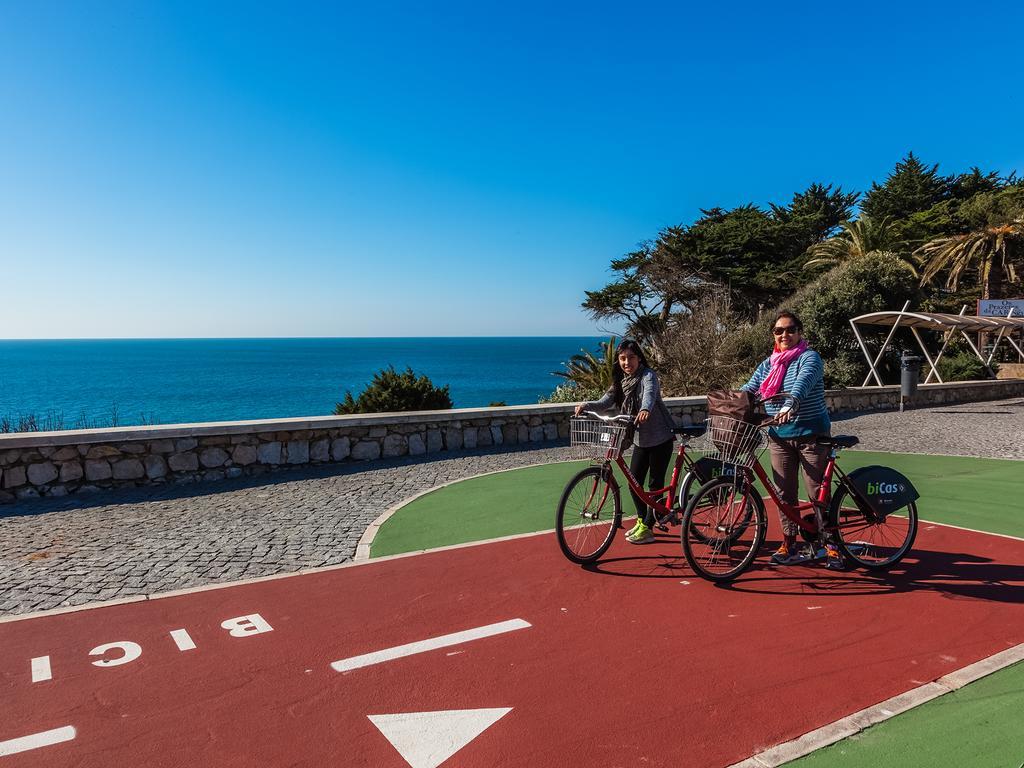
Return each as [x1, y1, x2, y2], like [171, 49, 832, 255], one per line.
[0, 726, 76, 756]
[369, 708, 512, 768]
[330, 618, 530, 672]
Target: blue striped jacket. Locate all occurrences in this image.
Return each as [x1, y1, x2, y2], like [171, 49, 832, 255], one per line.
[741, 349, 831, 438]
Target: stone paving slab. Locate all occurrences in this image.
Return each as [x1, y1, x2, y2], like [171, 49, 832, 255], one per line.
[2, 398, 1022, 618]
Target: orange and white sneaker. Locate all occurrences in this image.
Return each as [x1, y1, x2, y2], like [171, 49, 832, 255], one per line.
[824, 543, 846, 571]
[770, 543, 805, 565]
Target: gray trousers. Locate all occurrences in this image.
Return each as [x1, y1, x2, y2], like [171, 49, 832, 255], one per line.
[768, 435, 830, 537]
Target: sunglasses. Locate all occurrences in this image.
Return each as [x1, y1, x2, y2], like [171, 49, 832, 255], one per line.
[772, 325, 799, 336]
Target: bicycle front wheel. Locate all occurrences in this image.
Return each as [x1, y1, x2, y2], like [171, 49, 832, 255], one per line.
[830, 481, 917, 570]
[556, 466, 622, 564]
[682, 477, 766, 582]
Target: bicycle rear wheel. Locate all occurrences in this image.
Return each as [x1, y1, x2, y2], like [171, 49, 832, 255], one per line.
[556, 466, 622, 564]
[682, 477, 766, 582]
[829, 480, 917, 569]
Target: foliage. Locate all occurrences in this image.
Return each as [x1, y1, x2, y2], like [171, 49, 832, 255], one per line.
[585, 183, 857, 328]
[538, 382, 606, 404]
[487, 401, 507, 408]
[650, 290, 748, 395]
[0, 405, 157, 433]
[581, 151, 1022, 393]
[723, 253, 922, 389]
[798, 253, 922, 386]
[552, 337, 618, 392]
[334, 366, 452, 414]
[917, 188, 1024, 299]
[804, 216, 915, 274]
[860, 152, 952, 240]
[937, 349, 996, 382]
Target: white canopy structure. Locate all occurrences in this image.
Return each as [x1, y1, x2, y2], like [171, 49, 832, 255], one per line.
[849, 301, 1024, 386]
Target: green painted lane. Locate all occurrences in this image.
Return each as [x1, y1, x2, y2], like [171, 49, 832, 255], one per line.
[370, 451, 1024, 558]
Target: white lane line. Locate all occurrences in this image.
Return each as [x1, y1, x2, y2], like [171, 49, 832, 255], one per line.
[30, 656, 52, 683]
[330, 618, 531, 673]
[0, 726, 76, 757]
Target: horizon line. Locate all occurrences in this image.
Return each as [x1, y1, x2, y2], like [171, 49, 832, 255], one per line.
[0, 334, 616, 342]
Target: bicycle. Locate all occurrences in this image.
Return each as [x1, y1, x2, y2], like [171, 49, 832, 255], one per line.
[556, 411, 720, 564]
[680, 397, 920, 582]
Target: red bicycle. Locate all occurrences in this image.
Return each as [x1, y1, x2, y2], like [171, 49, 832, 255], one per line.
[555, 411, 717, 564]
[681, 400, 920, 582]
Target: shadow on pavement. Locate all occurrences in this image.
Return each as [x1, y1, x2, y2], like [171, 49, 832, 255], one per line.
[578, 524, 1023, 604]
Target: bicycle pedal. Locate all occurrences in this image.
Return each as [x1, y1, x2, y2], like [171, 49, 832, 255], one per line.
[656, 523, 669, 532]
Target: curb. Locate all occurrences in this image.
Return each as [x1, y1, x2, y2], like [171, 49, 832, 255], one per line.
[726, 642, 1024, 768]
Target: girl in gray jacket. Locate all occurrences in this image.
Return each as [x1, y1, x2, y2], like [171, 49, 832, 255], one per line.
[574, 339, 675, 544]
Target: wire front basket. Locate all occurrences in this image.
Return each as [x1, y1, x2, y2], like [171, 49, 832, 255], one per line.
[569, 417, 629, 461]
[692, 416, 768, 469]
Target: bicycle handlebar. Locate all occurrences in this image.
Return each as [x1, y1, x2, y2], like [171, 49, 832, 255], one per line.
[756, 391, 800, 425]
[579, 410, 635, 424]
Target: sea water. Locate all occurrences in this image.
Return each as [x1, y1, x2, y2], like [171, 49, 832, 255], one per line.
[0, 337, 606, 428]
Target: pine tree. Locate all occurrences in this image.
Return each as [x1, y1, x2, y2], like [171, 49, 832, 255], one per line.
[861, 152, 952, 222]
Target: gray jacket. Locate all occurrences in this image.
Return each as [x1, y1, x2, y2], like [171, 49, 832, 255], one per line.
[583, 368, 676, 448]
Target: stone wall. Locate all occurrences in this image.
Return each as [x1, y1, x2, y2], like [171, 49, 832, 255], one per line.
[2, 379, 1022, 503]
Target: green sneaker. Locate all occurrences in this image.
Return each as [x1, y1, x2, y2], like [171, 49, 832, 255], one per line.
[627, 523, 655, 545]
[624, 520, 643, 539]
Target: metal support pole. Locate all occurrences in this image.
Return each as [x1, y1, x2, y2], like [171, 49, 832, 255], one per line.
[861, 300, 910, 387]
[911, 327, 942, 384]
[851, 321, 884, 387]
[959, 329, 997, 378]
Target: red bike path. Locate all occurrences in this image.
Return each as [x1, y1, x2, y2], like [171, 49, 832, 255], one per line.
[2, 520, 1022, 767]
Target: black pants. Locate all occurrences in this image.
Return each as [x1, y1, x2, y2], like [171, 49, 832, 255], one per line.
[628, 438, 674, 525]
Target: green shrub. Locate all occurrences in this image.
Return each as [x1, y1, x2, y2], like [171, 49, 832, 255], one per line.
[488, 401, 508, 408]
[726, 252, 922, 388]
[334, 366, 452, 414]
[937, 350, 997, 382]
[538, 382, 606, 404]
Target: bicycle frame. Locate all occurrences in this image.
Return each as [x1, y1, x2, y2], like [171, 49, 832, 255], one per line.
[602, 441, 696, 516]
[743, 444, 858, 536]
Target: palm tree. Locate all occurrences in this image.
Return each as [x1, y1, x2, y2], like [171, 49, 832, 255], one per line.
[553, 337, 618, 392]
[916, 217, 1024, 299]
[804, 215, 915, 274]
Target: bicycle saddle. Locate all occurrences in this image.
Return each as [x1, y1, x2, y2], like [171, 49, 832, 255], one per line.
[817, 435, 859, 448]
[672, 425, 707, 438]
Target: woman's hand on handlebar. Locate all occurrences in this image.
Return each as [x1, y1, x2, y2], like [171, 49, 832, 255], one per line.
[635, 409, 650, 425]
[774, 406, 794, 424]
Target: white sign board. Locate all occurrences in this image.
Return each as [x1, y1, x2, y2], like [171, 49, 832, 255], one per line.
[977, 299, 1024, 318]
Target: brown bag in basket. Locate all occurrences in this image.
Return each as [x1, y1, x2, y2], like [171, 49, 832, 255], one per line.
[706, 390, 756, 423]
[705, 390, 757, 456]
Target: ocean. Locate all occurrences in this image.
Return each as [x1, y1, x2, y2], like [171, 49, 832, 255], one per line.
[0, 337, 606, 429]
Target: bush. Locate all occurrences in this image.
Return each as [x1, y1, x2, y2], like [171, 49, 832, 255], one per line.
[799, 252, 920, 368]
[651, 290, 749, 395]
[334, 367, 452, 414]
[936, 347, 997, 382]
[725, 252, 922, 388]
[538, 382, 606, 404]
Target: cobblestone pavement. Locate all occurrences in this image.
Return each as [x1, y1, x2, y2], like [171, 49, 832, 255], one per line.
[3, 398, 1022, 617]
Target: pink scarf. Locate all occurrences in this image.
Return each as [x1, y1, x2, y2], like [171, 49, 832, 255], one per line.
[760, 340, 808, 399]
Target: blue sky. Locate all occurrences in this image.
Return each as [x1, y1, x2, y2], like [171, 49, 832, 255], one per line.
[2, 1, 1022, 338]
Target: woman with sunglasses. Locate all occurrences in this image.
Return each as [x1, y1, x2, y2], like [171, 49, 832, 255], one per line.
[574, 339, 676, 545]
[741, 310, 842, 569]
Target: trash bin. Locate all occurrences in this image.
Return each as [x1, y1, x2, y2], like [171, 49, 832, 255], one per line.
[901, 354, 921, 408]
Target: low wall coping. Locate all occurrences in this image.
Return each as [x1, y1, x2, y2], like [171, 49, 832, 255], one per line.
[1, 380, 1020, 449]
